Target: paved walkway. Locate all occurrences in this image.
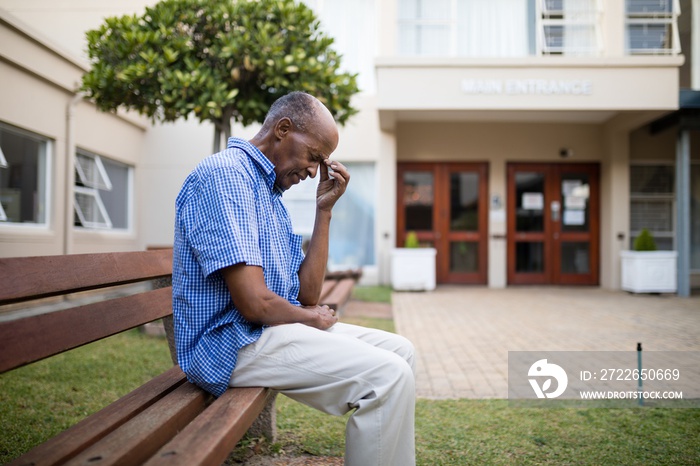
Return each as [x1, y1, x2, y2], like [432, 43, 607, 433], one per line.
[391, 286, 700, 399]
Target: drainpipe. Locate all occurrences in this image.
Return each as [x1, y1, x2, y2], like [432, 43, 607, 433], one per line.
[64, 91, 82, 255]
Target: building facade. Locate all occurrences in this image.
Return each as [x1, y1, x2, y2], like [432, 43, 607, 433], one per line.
[0, 0, 698, 293]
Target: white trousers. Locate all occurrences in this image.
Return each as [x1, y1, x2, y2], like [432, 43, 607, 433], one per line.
[229, 322, 416, 466]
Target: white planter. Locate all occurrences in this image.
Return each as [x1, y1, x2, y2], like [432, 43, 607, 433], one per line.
[391, 248, 437, 291]
[620, 250, 677, 293]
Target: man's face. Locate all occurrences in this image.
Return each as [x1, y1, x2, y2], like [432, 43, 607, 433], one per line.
[274, 123, 338, 191]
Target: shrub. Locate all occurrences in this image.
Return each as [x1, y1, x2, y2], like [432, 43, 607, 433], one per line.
[633, 228, 657, 251]
[404, 231, 420, 248]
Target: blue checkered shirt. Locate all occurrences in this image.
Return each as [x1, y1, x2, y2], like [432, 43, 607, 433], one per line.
[172, 138, 305, 397]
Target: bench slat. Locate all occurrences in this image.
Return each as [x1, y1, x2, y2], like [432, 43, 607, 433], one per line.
[0, 249, 172, 304]
[144, 387, 271, 466]
[7, 366, 187, 466]
[321, 277, 356, 311]
[319, 279, 337, 304]
[0, 287, 172, 372]
[67, 381, 210, 466]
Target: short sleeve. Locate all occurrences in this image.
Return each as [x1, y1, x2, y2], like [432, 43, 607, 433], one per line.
[185, 167, 262, 277]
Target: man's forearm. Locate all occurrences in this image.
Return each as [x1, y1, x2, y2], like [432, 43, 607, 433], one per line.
[221, 263, 336, 329]
[297, 208, 331, 305]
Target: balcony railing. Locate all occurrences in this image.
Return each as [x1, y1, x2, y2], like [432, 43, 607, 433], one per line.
[396, 0, 680, 57]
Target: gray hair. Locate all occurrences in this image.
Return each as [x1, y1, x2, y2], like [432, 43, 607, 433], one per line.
[262, 91, 319, 133]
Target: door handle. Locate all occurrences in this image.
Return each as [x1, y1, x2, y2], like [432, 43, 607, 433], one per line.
[551, 200, 561, 222]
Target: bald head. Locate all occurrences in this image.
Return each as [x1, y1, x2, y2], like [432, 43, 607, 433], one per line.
[251, 92, 339, 191]
[261, 92, 332, 134]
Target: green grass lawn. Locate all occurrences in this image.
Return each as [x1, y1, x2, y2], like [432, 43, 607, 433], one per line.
[351, 285, 392, 304]
[2, 319, 699, 465]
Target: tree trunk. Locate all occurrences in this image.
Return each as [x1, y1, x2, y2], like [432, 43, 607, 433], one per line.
[212, 111, 233, 153]
[213, 126, 222, 153]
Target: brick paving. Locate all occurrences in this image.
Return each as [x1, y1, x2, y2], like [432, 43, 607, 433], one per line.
[392, 286, 700, 399]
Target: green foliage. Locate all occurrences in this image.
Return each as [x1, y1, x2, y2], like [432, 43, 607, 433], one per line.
[404, 231, 420, 248]
[634, 228, 657, 251]
[81, 0, 359, 138]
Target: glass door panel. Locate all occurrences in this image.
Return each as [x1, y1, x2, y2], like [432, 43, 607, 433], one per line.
[516, 242, 545, 273]
[560, 242, 590, 274]
[561, 174, 590, 232]
[450, 172, 479, 231]
[403, 171, 434, 231]
[449, 241, 479, 273]
[515, 172, 545, 232]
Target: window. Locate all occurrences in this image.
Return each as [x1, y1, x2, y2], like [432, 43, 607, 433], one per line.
[398, 0, 532, 57]
[0, 123, 50, 225]
[328, 162, 376, 269]
[74, 150, 132, 230]
[397, 0, 603, 57]
[629, 164, 675, 250]
[691, 163, 700, 271]
[626, 0, 681, 55]
[303, 0, 377, 93]
[538, 0, 601, 55]
[283, 162, 376, 269]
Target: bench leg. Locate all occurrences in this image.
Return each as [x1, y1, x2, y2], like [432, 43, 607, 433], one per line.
[245, 392, 277, 443]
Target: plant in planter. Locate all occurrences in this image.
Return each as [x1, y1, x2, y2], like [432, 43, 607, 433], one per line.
[620, 228, 677, 293]
[633, 228, 657, 251]
[404, 231, 420, 248]
[390, 231, 437, 291]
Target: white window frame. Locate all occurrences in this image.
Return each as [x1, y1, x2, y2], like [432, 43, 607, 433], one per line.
[625, 0, 681, 55]
[536, 0, 602, 55]
[0, 146, 6, 221]
[74, 185, 113, 230]
[397, 0, 456, 56]
[75, 151, 112, 191]
[0, 144, 7, 168]
[74, 150, 113, 230]
[0, 122, 52, 227]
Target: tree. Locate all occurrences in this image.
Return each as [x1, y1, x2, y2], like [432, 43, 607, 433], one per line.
[81, 0, 359, 151]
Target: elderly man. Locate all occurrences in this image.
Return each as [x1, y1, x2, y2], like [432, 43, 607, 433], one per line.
[172, 91, 416, 465]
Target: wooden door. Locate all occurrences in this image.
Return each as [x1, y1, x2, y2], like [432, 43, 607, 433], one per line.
[507, 163, 599, 285]
[397, 162, 488, 284]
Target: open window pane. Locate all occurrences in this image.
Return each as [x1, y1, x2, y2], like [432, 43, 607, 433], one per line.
[540, 0, 599, 55]
[74, 150, 131, 230]
[625, 0, 680, 54]
[76, 151, 112, 191]
[74, 186, 112, 229]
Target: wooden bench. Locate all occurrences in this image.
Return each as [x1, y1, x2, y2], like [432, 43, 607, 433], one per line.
[0, 248, 360, 466]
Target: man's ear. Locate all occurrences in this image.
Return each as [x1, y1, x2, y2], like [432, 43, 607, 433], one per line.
[274, 117, 293, 140]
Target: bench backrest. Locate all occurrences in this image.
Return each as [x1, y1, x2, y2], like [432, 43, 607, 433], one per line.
[0, 249, 173, 374]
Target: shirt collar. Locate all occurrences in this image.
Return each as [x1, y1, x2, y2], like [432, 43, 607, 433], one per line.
[226, 137, 279, 193]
